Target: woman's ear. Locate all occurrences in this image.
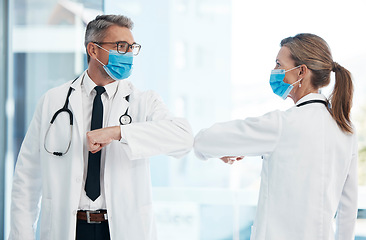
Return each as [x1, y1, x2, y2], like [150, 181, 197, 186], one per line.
[299, 64, 308, 77]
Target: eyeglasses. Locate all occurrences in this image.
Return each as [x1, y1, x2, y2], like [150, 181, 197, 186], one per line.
[93, 41, 141, 56]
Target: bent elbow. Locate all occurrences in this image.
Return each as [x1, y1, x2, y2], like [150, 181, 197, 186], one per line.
[171, 118, 194, 158]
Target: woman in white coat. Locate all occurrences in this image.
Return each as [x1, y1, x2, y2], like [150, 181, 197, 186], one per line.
[194, 33, 358, 240]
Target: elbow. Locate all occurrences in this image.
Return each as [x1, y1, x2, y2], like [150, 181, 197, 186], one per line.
[170, 134, 193, 159]
[179, 121, 194, 152]
[193, 131, 210, 161]
[171, 118, 194, 158]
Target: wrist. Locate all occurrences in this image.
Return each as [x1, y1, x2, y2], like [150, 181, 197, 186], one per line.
[113, 126, 122, 141]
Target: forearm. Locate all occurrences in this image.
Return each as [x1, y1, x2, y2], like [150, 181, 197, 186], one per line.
[194, 116, 280, 160]
[120, 118, 193, 159]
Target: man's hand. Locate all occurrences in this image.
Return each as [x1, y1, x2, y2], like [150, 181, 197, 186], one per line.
[220, 156, 244, 165]
[87, 126, 121, 153]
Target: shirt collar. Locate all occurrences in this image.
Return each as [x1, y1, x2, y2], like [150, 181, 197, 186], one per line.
[295, 92, 327, 106]
[83, 70, 119, 99]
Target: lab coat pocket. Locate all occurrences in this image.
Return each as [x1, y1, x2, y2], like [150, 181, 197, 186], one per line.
[40, 198, 52, 240]
[250, 225, 257, 240]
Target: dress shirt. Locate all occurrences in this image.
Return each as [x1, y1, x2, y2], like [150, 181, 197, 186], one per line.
[78, 71, 119, 210]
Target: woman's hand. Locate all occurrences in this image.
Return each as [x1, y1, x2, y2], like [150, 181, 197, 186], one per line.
[220, 156, 244, 165]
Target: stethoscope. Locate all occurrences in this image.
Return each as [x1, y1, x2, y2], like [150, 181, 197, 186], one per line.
[44, 81, 132, 157]
[296, 99, 328, 108]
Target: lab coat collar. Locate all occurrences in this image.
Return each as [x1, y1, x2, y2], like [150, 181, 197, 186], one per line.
[295, 93, 327, 106]
[68, 72, 84, 145]
[82, 70, 119, 100]
[107, 78, 133, 127]
[70, 70, 132, 99]
[67, 70, 133, 145]
[115, 78, 133, 98]
[70, 72, 84, 91]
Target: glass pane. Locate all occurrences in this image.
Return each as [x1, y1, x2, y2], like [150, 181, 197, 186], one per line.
[0, 0, 8, 238]
[10, 0, 103, 155]
[7, 0, 103, 238]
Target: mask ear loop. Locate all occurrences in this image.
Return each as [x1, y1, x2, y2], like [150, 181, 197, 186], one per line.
[94, 43, 110, 53]
[284, 65, 301, 73]
[288, 65, 304, 87]
[94, 43, 110, 67]
[95, 58, 106, 67]
[291, 78, 303, 87]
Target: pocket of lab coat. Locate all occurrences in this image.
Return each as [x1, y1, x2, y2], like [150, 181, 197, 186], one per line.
[40, 198, 52, 239]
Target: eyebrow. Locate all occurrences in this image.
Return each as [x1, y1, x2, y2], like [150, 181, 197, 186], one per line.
[117, 40, 137, 44]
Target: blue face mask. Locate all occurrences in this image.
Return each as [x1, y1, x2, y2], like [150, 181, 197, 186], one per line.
[269, 66, 302, 100]
[95, 44, 134, 80]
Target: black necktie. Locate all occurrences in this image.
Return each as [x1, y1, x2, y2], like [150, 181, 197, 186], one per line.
[85, 86, 105, 201]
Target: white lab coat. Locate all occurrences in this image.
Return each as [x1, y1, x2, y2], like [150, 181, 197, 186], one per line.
[194, 93, 358, 240]
[9, 72, 193, 240]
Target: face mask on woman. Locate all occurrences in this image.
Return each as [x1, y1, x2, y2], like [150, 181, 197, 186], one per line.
[269, 66, 302, 99]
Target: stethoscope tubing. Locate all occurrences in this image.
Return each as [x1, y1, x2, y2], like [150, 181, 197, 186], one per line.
[44, 87, 75, 156]
[44, 79, 132, 156]
[44, 124, 73, 156]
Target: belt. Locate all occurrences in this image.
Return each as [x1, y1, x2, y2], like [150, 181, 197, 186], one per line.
[77, 210, 108, 224]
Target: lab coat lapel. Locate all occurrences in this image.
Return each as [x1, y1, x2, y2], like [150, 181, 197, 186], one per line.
[69, 75, 84, 142]
[108, 80, 132, 126]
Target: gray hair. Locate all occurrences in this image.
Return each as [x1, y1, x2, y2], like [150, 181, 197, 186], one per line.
[85, 15, 134, 62]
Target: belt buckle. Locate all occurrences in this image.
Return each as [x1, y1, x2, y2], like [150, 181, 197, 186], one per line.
[86, 210, 101, 224]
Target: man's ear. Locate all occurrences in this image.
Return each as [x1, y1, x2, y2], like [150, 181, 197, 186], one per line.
[87, 42, 97, 60]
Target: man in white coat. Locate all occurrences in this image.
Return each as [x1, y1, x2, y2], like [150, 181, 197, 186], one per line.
[9, 15, 193, 240]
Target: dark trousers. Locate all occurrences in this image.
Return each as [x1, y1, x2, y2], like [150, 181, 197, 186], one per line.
[75, 219, 111, 240]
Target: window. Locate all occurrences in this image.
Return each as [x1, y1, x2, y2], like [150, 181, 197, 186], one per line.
[4, 0, 103, 238]
[0, 0, 9, 238]
[3, 0, 366, 239]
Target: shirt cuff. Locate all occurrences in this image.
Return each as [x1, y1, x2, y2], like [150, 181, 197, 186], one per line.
[119, 125, 128, 144]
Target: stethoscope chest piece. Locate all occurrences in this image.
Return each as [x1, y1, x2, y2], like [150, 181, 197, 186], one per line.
[119, 95, 132, 125]
[119, 114, 132, 125]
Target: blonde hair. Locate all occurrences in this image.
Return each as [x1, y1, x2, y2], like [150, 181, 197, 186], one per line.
[281, 33, 353, 134]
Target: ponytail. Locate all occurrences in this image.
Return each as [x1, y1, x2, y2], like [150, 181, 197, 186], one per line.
[329, 62, 353, 134]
